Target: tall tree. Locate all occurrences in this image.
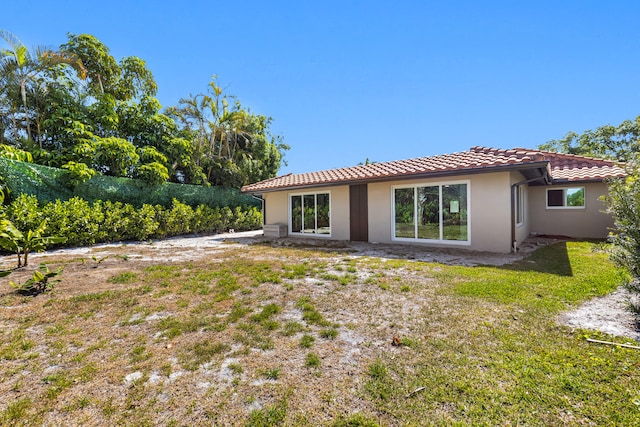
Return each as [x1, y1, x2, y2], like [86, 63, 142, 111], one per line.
[0, 29, 85, 146]
[166, 77, 288, 187]
[60, 33, 120, 97]
[540, 116, 640, 161]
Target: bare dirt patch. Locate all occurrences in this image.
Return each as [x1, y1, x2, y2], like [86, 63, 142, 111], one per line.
[0, 232, 636, 425]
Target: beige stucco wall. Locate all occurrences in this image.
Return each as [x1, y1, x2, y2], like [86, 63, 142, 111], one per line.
[262, 185, 351, 240]
[263, 191, 288, 226]
[510, 172, 530, 248]
[368, 171, 514, 252]
[258, 171, 611, 253]
[528, 182, 613, 238]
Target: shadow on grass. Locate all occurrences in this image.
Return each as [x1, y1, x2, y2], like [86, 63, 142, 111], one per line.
[502, 241, 573, 277]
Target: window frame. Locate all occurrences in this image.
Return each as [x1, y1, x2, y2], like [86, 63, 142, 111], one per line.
[545, 186, 585, 210]
[515, 184, 525, 226]
[391, 180, 470, 245]
[288, 191, 331, 237]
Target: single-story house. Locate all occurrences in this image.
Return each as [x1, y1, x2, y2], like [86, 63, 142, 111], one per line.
[241, 146, 626, 253]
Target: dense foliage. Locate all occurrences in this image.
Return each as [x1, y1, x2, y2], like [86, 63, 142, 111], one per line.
[540, 115, 640, 162]
[2, 194, 261, 248]
[0, 30, 287, 188]
[0, 157, 259, 208]
[603, 163, 640, 310]
[541, 117, 640, 312]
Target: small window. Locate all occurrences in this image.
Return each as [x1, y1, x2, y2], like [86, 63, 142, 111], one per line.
[515, 185, 524, 225]
[546, 187, 585, 209]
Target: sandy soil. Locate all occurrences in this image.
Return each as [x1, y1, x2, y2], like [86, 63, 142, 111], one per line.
[37, 230, 640, 342]
[2, 230, 638, 425]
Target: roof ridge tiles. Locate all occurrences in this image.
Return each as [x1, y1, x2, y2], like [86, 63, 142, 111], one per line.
[242, 146, 627, 193]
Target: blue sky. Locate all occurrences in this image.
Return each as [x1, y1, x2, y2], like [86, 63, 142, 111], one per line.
[3, 1, 640, 174]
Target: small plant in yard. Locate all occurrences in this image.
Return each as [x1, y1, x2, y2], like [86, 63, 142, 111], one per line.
[178, 341, 231, 371]
[332, 413, 380, 427]
[250, 303, 282, 329]
[299, 334, 315, 348]
[247, 399, 287, 427]
[320, 327, 339, 339]
[10, 263, 64, 296]
[281, 320, 305, 336]
[296, 296, 332, 327]
[305, 352, 321, 368]
[1, 398, 32, 424]
[263, 368, 280, 380]
[0, 219, 66, 267]
[367, 360, 388, 380]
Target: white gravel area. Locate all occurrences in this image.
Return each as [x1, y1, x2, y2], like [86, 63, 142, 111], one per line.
[559, 286, 640, 341]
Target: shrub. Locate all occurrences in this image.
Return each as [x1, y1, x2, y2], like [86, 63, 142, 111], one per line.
[604, 164, 640, 311]
[1, 195, 262, 248]
[130, 204, 160, 241]
[41, 197, 100, 246]
[5, 194, 42, 232]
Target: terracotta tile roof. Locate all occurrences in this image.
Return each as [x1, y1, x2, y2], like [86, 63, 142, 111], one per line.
[241, 146, 626, 193]
[534, 149, 626, 182]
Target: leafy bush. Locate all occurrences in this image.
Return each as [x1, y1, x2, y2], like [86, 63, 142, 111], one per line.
[60, 161, 97, 188]
[41, 198, 101, 246]
[604, 164, 640, 311]
[4, 194, 42, 232]
[1, 194, 261, 249]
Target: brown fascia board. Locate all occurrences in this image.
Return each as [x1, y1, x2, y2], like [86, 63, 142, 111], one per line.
[243, 161, 552, 194]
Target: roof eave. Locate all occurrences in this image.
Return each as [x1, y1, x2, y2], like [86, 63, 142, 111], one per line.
[242, 161, 552, 194]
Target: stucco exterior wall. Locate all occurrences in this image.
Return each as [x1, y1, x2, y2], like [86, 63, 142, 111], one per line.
[263, 191, 288, 227]
[329, 186, 350, 240]
[262, 172, 615, 252]
[367, 171, 514, 252]
[528, 181, 613, 238]
[262, 185, 351, 240]
[510, 171, 530, 248]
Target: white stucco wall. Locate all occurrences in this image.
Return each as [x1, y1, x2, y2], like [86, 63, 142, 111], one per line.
[528, 182, 613, 238]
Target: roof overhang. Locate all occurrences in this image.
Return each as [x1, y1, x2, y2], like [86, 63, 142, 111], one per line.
[243, 161, 553, 194]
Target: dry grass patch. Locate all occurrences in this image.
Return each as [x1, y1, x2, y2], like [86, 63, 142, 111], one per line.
[0, 240, 638, 426]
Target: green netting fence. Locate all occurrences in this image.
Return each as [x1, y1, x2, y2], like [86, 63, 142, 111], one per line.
[0, 158, 259, 208]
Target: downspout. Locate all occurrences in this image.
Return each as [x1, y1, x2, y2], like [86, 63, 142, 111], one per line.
[510, 176, 547, 253]
[250, 194, 265, 226]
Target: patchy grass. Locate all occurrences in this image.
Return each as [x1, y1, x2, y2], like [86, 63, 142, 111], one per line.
[0, 240, 637, 426]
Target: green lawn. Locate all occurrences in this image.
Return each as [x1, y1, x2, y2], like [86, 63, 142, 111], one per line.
[0, 240, 638, 426]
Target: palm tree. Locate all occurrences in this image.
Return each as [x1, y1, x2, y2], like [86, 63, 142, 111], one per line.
[0, 29, 85, 146]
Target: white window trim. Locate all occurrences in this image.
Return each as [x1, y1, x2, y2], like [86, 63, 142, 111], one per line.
[391, 180, 471, 246]
[545, 186, 586, 210]
[288, 191, 332, 237]
[515, 184, 525, 226]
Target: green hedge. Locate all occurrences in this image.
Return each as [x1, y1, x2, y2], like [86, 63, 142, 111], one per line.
[0, 158, 259, 208]
[3, 194, 262, 247]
